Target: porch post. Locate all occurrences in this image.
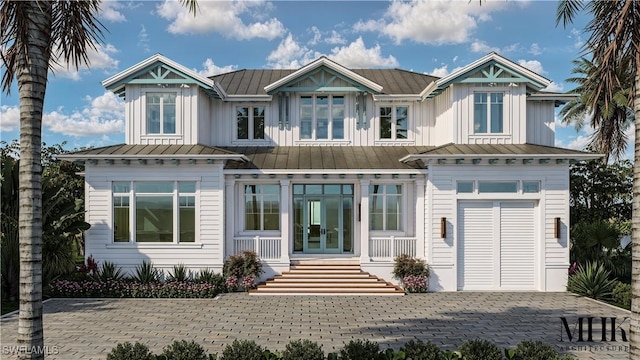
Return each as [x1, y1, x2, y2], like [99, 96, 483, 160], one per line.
[360, 179, 370, 263]
[280, 179, 290, 263]
[416, 178, 426, 259]
[225, 179, 235, 258]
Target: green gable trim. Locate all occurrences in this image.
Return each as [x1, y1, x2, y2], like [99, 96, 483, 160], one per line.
[106, 61, 222, 99]
[266, 65, 380, 95]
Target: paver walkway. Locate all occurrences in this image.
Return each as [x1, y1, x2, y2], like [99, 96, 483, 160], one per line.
[0, 292, 630, 359]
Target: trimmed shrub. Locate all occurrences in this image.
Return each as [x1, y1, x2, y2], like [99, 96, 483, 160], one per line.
[457, 339, 502, 360]
[133, 261, 161, 284]
[612, 281, 632, 309]
[338, 339, 382, 360]
[161, 340, 207, 360]
[513, 340, 560, 360]
[220, 339, 265, 360]
[392, 254, 429, 279]
[400, 339, 442, 360]
[281, 339, 324, 360]
[223, 251, 263, 291]
[106, 342, 152, 360]
[50, 279, 223, 298]
[567, 261, 616, 300]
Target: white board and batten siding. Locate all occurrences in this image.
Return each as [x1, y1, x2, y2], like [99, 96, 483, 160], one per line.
[526, 101, 556, 146]
[125, 84, 202, 146]
[427, 164, 569, 292]
[84, 163, 226, 275]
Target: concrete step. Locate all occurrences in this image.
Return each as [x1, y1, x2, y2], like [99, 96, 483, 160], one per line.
[261, 281, 391, 288]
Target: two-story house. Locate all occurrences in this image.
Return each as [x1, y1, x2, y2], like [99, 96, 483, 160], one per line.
[61, 52, 597, 293]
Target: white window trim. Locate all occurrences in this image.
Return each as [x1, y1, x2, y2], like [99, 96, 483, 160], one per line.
[141, 89, 181, 136]
[239, 182, 281, 235]
[376, 103, 412, 141]
[454, 178, 543, 200]
[110, 180, 199, 244]
[471, 88, 509, 135]
[368, 183, 406, 234]
[234, 104, 269, 142]
[298, 94, 346, 141]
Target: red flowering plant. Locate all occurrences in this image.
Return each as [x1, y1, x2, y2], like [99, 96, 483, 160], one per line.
[223, 251, 263, 292]
[77, 255, 99, 276]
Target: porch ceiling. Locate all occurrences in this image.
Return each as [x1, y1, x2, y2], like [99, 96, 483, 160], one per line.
[223, 146, 432, 171]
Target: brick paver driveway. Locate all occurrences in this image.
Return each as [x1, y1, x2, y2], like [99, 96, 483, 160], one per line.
[0, 292, 630, 359]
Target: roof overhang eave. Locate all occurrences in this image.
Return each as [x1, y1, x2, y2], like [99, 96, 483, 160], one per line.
[400, 153, 603, 163]
[59, 154, 249, 162]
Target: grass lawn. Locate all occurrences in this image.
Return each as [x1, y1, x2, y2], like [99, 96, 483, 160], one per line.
[1, 300, 18, 315]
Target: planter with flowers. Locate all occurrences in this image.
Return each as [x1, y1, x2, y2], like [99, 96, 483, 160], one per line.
[392, 254, 430, 293]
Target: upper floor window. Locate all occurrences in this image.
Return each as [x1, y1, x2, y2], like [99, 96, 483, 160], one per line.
[146, 93, 176, 134]
[474, 92, 503, 134]
[379, 105, 408, 139]
[237, 106, 265, 140]
[300, 95, 344, 140]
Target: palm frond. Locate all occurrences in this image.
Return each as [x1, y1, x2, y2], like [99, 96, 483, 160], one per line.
[556, 0, 585, 28]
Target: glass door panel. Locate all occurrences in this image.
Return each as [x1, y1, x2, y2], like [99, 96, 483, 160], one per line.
[324, 196, 341, 252]
[343, 198, 353, 252]
[293, 197, 304, 252]
[306, 198, 322, 251]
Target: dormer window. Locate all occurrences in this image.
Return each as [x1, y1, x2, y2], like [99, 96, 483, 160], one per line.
[379, 105, 408, 140]
[300, 95, 344, 140]
[146, 93, 176, 134]
[474, 92, 503, 134]
[237, 106, 265, 140]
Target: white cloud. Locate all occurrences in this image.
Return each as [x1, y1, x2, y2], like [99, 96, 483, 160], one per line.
[528, 43, 542, 55]
[325, 30, 347, 45]
[51, 43, 119, 81]
[328, 38, 398, 68]
[156, 0, 285, 40]
[45, 92, 124, 137]
[429, 64, 450, 77]
[309, 26, 322, 45]
[570, 28, 585, 49]
[99, 1, 126, 22]
[0, 105, 19, 131]
[138, 25, 150, 53]
[354, 0, 508, 45]
[470, 40, 519, 54]
[267, 33, 318, 68]
[196, 58, 238, 77]
[543, 81, 564, 93]
[267, 35, 397, 69]
[517, 59, 545, 74]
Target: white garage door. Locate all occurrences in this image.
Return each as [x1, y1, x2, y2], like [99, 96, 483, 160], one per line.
[457, 201, 536, 290]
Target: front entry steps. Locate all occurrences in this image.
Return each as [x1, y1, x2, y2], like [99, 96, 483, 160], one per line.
[250, 261, 404, 296]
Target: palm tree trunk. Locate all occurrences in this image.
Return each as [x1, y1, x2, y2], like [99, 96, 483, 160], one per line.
[16, 2, 52, 359]
[631, 59, 640, 359]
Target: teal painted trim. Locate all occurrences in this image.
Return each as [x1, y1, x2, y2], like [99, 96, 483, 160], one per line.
[459, 78, 529, 84]
[128, 79, 200, 84]
[437, 60, 547, 90]
[267, 65, 380, 94]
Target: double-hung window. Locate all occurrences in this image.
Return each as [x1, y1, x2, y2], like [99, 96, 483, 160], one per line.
[244, 184, 280, 231]
[379, 105, 408, 139]
[146, 93, 176, 134]
[300, 95, 344, 140]
[369, 184, 402, 231]
[236, 106, 265, 140]
[474, 92, 503, 133]
[112, 181, 195, 243]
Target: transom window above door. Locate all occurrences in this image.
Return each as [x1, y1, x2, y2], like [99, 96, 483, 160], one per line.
[300, 95, 345, 140]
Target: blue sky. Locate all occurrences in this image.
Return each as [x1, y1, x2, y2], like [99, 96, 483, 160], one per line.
[0, 0, 599, 153]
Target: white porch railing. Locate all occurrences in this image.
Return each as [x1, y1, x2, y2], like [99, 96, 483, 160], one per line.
[369, 236, 417, 261]
[233, 236, 282, 260]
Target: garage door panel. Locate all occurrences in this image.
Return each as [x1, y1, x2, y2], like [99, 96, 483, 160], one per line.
[458, 201, 536, 291]
[458, 202, 494, 290]
[500, 202, 535, 289]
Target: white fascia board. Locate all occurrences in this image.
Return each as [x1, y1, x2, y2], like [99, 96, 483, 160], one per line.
[101, 53, 216, 90]
[400, 152, 602, 163]
[436, 52, 551, 88]
[59, 153, 249, 162]
[264, 56, 383, 93]
[528, 93, 578, 101]
[224, 169, 427, 175]
[224, 95, 273, 102]
[372, 94, 422, 102]
[419, 81, 438, 100]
